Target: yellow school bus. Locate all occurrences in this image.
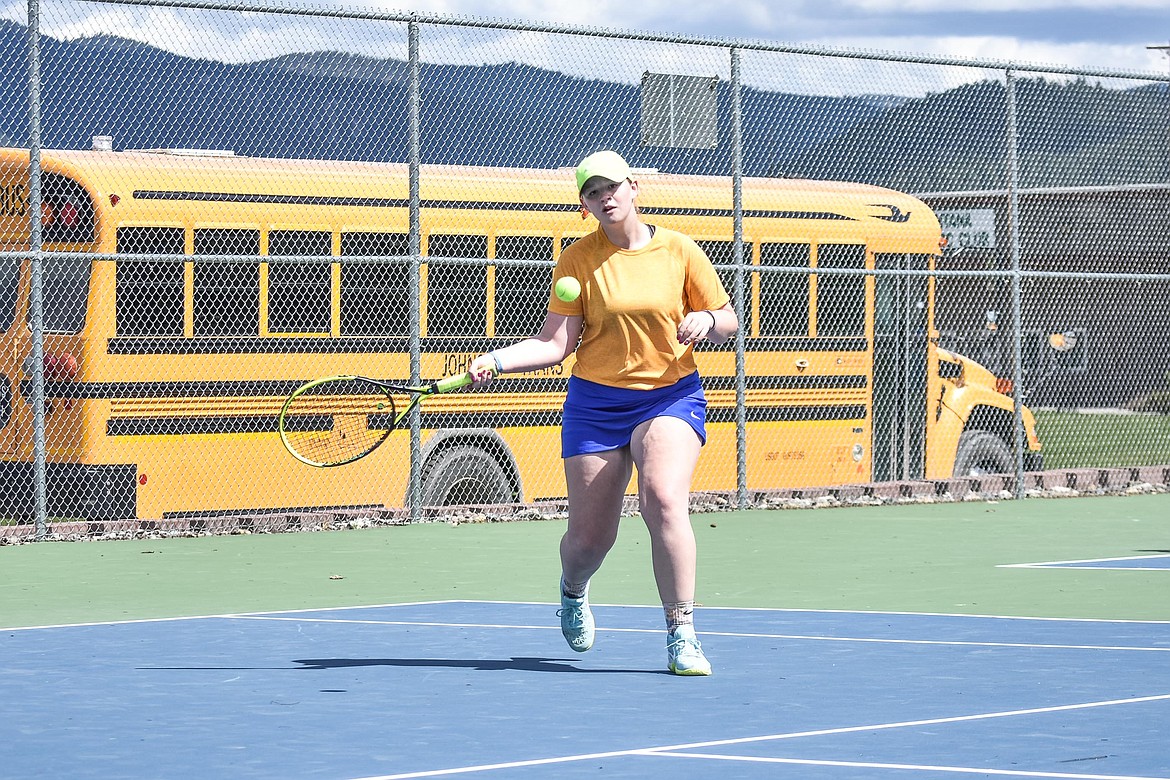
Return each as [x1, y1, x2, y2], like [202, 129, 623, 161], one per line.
[0, 146, 1041, 521]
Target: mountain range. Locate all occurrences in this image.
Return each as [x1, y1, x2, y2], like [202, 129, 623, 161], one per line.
[1, 19, 1166, 192]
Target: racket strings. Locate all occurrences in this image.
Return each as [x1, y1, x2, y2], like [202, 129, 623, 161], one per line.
[282, 386, 399, 466]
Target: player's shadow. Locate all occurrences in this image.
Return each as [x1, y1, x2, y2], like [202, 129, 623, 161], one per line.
[293, 657, 668, 674]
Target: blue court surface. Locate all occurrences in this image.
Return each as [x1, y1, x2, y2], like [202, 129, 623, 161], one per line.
[4, 601, 1169, 779]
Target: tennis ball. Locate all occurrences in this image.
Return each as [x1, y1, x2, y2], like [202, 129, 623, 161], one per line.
[555, 276, 581, 303]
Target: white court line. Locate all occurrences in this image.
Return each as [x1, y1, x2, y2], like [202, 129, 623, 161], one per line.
[413, 602, 1170, 625]
[0, 599, 510, 631]
[1001, 553, 1170, 570]
[15, 609, 1163, 655]
[2, 613, 248, 632]
[7, 599, 1170, 632]
[349, 692, 1170, 780]
[233, 615, 578, 633]
[1011, 567, 1169, 572]
[647, 752, 1169, 780]
[234, 614, 1170, 654]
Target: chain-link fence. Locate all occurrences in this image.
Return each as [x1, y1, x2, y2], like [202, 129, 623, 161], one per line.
[2, 0, 1169, 540]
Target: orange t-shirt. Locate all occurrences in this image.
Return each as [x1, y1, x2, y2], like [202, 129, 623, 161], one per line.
[547, 226, 730, 390]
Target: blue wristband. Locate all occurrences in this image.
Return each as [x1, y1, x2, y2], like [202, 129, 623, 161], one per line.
[489, 352, 504, 373]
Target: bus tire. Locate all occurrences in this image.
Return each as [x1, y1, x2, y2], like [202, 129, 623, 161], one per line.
[420, 444, 515, 507]
[952, 430, 1014, 477]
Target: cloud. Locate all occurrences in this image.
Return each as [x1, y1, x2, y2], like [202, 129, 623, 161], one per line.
[809, 35, 1170, 78]
[844, 0, 1167, 10]
[13, 0, 1169, 95]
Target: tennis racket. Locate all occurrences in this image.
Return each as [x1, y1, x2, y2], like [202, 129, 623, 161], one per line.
[278, 373, 473, 467]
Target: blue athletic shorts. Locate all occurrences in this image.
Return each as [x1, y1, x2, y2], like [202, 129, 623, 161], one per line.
[561, 372, 707, 458]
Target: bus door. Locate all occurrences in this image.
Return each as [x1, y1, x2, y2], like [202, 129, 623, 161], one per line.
[1, 163, 103, 518]
[0, 255, 21, 457]
[2, 166, 98, 459]
[0, 160, 28, 459]
[872, 252, 929, 481]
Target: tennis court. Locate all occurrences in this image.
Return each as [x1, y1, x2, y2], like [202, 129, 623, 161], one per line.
[3, 493, 1169, 779]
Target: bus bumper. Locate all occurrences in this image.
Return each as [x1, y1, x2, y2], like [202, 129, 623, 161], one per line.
[0, 462, 137, 521]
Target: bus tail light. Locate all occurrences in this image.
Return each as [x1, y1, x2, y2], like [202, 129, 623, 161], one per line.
[43, 352, 80, 381]
[995, 377, 1014, 396]
[58, 201, 79, 227]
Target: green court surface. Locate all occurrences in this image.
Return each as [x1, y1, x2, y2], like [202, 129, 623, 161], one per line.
[2, 493, 1167, 630]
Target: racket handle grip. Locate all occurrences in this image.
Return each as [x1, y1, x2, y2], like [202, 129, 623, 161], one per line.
[434, 372, 474, 394]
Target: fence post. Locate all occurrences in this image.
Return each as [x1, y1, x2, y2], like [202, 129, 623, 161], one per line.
[26, 0, 48, 538]
[1005, 68, 1027, 499]
[730, 46, 748, 510]
[408, 18, 424, 521]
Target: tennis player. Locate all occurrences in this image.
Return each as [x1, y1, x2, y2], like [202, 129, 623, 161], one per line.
[470, 150, 737, 675]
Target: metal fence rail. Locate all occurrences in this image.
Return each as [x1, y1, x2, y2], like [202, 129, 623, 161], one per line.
[2, 0, 1169, 539]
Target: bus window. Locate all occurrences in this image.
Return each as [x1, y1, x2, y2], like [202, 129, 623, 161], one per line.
[427, 233, 487, 336]
[1, 256, 18, 331]
[339, 231, 410, 337]
[268, 230, 331, 334]
[34, 255, 92, 334]
[42, 172, 96, 245]
[815, 243, 866, 337]
[192, 228, 260, 337]
[115, 227, 184, 337]
[495, 235, 553, 337]
[697, 240, 737, 310]
[759, 242, 810, 337]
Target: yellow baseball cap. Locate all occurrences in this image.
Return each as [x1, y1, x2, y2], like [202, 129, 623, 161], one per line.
[575, 150, 632, 193]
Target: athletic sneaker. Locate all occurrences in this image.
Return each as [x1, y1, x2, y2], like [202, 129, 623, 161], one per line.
[557, 583, 595, 652]
[667, 625, 712, 676]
